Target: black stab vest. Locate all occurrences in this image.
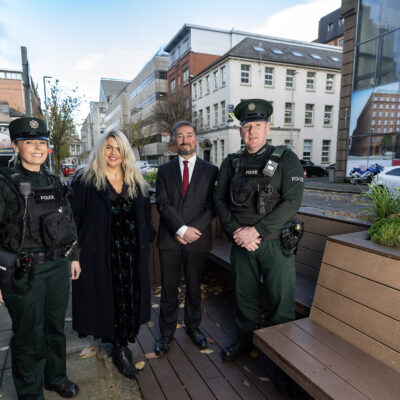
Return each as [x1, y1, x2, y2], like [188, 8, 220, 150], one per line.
[0, 168, 74, 253]
[229, 149, 283, 226]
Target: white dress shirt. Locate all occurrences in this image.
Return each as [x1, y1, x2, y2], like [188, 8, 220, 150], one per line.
[176, 154, 197, 238]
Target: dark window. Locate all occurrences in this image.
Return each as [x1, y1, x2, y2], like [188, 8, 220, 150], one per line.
[158, 71, 167, 80]
[386, 168, 400, 176]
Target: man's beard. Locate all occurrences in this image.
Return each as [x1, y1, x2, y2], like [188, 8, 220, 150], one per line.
[177, 145, 195, 156]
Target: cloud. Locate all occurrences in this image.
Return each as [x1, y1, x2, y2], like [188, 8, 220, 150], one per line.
[75, 53, 105, 72]
[68, 47, 153, 123]
[256, 0, 341, 42]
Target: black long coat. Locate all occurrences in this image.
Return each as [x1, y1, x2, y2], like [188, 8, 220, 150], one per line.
[69, 175, 155, 340]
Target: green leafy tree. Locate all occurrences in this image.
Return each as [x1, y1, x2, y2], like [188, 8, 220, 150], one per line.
[46, 82, 80, 171]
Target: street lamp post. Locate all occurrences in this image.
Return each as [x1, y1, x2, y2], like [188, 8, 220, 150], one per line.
[43, 76, 53, 172]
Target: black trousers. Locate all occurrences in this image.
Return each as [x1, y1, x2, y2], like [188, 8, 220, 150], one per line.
[3, 257, 70, 400]
[159, 249, 207, 338]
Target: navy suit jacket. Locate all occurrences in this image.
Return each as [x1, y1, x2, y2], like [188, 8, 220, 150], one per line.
[156, 157, 218, 252]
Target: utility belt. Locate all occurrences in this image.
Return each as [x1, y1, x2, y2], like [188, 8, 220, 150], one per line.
[0, 244, 75, 293]
[28, 248, 67, 264]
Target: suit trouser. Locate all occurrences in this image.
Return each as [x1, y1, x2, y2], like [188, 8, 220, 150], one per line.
[230, 239, 296, 346]
[3, 257, 70, 400]
[159, 249, 207, 337]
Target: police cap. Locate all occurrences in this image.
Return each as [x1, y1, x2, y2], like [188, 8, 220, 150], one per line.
[9, 117, 49, 142]
[234, 99, 273, 125]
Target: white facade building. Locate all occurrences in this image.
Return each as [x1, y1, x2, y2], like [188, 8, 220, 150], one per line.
[192, 37, 342, 166]
[165, 24, 311, 69]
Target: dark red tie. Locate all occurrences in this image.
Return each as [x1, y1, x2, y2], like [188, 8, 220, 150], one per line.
[183, 160, 189, 196]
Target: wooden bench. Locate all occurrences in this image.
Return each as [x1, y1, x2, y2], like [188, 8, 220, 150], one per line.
[254, 235, 400, 400]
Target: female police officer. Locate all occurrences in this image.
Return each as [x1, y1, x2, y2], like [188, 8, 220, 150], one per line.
[0, 117, 81, 399]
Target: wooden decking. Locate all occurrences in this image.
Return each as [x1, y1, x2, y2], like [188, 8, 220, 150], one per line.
[132, 281, 310, 400]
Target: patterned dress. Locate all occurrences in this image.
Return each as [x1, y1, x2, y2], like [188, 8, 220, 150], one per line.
[108, 183, 140, 346]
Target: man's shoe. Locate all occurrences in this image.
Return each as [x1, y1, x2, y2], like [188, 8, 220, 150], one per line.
[221, 342, 251, 361]
[113, 345, 139, 379]
[186, 328, 207, 349]
[45, 380, 79, 398]
[155, 336, 173, 357]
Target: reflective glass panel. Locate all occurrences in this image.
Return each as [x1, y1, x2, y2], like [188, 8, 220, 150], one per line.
[354, 39, 377, 90]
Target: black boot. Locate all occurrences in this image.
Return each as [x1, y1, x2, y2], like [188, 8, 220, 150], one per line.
[112, 345, 139, 379]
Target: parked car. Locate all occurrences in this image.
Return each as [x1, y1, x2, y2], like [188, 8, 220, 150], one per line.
[62, 164, 77, 177]
[136, 161, 149, 170]
[300, 160, 328, 177]
[136, 161, 157, 174]
[371, 166, 400, 193]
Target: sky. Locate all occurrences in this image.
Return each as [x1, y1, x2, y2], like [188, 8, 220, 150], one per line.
[0, 0, 340, 125]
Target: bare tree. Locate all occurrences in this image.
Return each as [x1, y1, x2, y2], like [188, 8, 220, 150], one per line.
[154, 87, 191, 135]
[46, 82, 80, 171]
[123, 118, 153, 160]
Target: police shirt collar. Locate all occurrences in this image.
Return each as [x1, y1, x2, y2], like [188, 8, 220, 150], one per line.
[16, 162, 45, 176]
[245, 144, 268, 158]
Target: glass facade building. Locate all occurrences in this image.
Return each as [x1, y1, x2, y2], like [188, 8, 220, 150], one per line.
[347, 0, 400, 173]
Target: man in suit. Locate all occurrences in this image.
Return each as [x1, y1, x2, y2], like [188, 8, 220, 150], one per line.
[155, 120, 218, 356]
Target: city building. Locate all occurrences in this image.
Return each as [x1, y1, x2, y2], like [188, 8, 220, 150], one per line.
[104, 50, 168, 163]
[350, 92, 400, 158]
[99, 78, 130, 105]
[80, 101, 107, 153]
[165, 24, 321, 132]
[0, 67, 43, 166]
[0, 67, 43, 127]
[63, 135, 83, 165]
[80, 79, 129, 154]
[336, 0, 400, 180]
[191, 37, 342, 166]
[315, 8, 345, 46]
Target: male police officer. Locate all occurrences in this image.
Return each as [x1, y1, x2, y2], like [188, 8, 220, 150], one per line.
[214, 99, 304, 361]
[0, 117, 81, 399]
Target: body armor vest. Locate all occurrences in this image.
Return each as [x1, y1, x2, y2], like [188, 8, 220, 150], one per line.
[0, 168, 74, 253]
[230, 147, 285, 226]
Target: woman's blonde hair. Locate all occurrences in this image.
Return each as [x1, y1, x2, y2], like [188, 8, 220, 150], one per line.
[81, 130, 148, 198]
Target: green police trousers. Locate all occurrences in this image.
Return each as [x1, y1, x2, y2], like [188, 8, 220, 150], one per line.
[230, 239, 295, 345]
[3, 257, 70, 400]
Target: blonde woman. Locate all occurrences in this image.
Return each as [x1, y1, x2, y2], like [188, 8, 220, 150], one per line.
[70, 130, 155, 379]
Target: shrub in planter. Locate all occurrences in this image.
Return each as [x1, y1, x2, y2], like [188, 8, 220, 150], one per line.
[357, 182, 400, 221]
[144, 169, 157, 186]
[368, 216, 400, 248]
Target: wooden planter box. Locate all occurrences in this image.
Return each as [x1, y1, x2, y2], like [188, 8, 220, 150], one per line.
[315, 230, 400, 372]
